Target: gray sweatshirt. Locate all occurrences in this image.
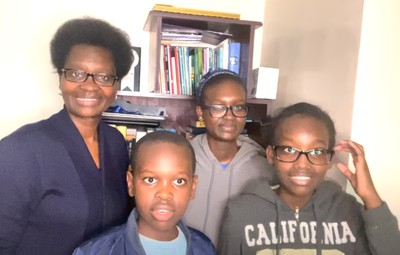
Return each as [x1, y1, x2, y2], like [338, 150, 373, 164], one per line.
[218, 179, 400, 255]
[183, 134, 276, 246]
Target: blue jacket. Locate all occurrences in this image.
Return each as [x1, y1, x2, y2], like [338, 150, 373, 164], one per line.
[73, 208, 216, 255]
[0, 109, 129, 255]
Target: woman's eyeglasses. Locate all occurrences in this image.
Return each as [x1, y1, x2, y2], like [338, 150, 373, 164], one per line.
[203, 105, 249, 118]
[61, 68, 118, 87]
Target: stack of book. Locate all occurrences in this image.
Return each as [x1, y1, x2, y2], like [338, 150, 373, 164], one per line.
[158, 25, 242, 95]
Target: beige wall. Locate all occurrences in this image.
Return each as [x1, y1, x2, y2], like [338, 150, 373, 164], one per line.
[261, 0, 399, 224]
[260, 0, 364, 187]
[352, 0, 400, 224]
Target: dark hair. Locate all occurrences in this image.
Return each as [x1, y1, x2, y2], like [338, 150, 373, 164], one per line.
[130, 131, 196, 175]
[195, 69, 246, 106]
[50, 17, 133, 79]
[266, 102, 336, 149]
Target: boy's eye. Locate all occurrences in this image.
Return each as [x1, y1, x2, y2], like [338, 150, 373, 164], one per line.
[173, 178, 186, 186]
[143, 177, 157, 184]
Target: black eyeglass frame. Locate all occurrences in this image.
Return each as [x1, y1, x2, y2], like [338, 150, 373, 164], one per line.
[61, 68, 118, 87]
[202, 104, 249, 118]
[271, 145, 334, 165]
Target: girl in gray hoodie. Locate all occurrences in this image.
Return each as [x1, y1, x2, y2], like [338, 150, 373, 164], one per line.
[218, 102, 400, 255]
[183, 69, 276, 247]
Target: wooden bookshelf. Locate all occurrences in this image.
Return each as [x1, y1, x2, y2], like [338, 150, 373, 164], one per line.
[144, 10, 262, 94]
[113, 9, 273, 136]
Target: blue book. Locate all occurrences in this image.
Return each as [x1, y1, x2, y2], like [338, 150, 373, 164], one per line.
[228, 42, 241, 74]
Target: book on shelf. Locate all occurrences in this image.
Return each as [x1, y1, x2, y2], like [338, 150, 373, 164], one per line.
[158, 40, 244, 96]
[158, 22, 245, 96]
[228, 42, 241, 74]
[173, 47, 181, 95]
[189, 53, 195, 95]
[152, 4, 240, 19]
[178, 47, 188, 95]
[162, 23, 232, 47]
[158, 39, 244, 96]
[165, 44, 173, 94]
[214, 38, 230, 69]
[170, 51, 177, 94]
[159, 45, 167, 94]
[161, 32, 202, 42]
[201, 30, 232, 46]
[162, 23, 200, 33]
[195, 47, 204, 86]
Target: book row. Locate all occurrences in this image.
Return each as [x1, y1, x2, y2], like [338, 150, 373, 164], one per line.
[158, 39, 242, 95]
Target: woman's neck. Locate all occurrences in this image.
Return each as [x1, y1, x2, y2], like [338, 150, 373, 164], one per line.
[70, 115, 101, 168]
[207, 136, 239, 164]
[70, 115, 100, 140]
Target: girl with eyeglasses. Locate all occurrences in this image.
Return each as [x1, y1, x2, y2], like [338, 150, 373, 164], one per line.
[218, 102, 400, 255]
[183, 69, 277, 247]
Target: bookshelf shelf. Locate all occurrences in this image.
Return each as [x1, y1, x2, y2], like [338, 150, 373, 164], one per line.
[117, 91, 194, 100]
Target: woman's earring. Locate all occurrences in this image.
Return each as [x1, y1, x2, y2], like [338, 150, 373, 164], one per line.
[198, 116, 204, 122]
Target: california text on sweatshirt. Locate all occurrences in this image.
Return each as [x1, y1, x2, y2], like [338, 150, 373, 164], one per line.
[218, 179, 400, 255]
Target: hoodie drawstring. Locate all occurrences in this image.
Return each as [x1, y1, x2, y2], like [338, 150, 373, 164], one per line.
[275, 199, 282, 255]
[313, 202, 322, 255]
[274, 200, 322, 255]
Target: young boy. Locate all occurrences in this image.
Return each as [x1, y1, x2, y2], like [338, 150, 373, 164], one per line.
[73, 131, 216, 255]
[218, 102, 400, 254]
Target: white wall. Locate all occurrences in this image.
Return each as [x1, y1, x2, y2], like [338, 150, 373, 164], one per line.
[352, 0, 400, 224]
[260, 0, 364, 188]
[260, 0, 400, 224]
[0, 0, 265, 138]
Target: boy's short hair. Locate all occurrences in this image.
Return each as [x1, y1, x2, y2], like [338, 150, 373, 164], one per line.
[130, 131, 196, 175]
[266, 102, 336, 149]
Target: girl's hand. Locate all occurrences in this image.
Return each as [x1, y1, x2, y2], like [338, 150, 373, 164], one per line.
[334, 140, 382, 209]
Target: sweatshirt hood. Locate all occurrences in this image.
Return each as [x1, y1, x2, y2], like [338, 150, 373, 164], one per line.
[191, 134, 267, 168]
[242, 178, 343, 209]
[241, 179, 343, 255]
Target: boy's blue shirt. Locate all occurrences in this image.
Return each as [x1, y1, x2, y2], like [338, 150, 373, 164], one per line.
[73, 208, 216, 255]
